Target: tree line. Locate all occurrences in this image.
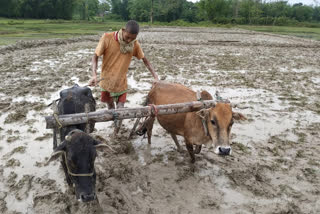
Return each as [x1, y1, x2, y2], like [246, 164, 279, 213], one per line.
[0, 0, 104, 20]
[1, 0, 319, 25]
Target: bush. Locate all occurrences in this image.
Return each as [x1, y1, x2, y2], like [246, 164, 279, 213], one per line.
[273, 17, 292, 26]
[250, 17, 274, 25]
[297, 21, 320, 28]
[212, 17, 232, 24]
[196, 21, 216, 27]
[167, 19, 197, 27]
[234, 17, 247, 25]
[44, 19, 66, 24]
[102, 14, 122, 21]
[7, 20, 24, 25]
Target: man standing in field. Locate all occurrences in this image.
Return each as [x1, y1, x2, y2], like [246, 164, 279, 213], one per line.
[89, 20, 158, 134]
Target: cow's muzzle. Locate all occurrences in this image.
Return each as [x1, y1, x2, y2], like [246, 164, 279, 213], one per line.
[79, 192, 96, 202]
[215, 146, 232, 155]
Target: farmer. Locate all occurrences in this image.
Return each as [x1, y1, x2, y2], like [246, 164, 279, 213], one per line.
[89, 20, 158, 134]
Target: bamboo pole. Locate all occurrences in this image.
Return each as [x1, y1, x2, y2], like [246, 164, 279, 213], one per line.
[45, 100, 217, 129]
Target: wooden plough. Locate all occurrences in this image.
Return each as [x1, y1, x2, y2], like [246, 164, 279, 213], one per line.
[45, 100, 217, 129]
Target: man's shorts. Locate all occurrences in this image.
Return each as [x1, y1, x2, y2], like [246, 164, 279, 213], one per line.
[101, 91, 127, 103]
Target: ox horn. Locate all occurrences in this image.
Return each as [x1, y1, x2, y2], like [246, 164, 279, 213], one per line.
[45, 150, 64, 165]
[65, 134, 72, 142]
[65, 129, 83, 142]
[95, 143, 116, 153]
[231, 103, 237, 108]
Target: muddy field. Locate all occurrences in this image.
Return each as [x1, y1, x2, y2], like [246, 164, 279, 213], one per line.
[0, 27, 319, 214]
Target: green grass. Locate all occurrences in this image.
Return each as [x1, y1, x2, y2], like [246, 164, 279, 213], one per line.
[238, 25, 320, 41]
[0, 18, 124, 45]
[1, 18, 320, 46]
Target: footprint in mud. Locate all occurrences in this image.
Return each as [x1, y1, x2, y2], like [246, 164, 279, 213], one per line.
[5, 158, 21, 167]
[12, 175, 34, 201]
[4, 109, 27, 124]
[33, 191, 70, 213]
[3, 146, 26, 159]
[199, 196, 221, 209]
[0, 191, 8, 213]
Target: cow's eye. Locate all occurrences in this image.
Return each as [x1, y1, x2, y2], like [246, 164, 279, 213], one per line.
[211, 120, 216, 125]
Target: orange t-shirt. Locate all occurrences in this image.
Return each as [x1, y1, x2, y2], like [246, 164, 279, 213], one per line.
[95, 32, 144, 92]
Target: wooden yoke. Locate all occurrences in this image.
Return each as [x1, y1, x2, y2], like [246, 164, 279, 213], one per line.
[45, 100, 217, 129]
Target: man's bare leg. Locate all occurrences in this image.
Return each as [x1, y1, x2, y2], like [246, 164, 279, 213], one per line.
[114, 101, 124, 135]
[107, 100, 115, 110]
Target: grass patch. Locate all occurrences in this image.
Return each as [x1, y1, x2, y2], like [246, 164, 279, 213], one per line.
[239, 25, 320, 41]
[1, 18, 320, 46]
[0, 18, 124, 46]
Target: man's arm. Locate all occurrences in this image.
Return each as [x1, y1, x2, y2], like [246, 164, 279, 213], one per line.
[142, 57, 159, 81]
[89, 54, 99, 86]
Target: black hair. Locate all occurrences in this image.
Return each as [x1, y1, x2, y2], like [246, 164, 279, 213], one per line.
[126, 20, 139, 34]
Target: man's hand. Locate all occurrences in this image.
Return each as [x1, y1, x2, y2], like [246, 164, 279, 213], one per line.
[90, 53, 99, 86]
[88, 75, 98, 86]
[153, 71, 159, 81]
[142, 57, 159, 81]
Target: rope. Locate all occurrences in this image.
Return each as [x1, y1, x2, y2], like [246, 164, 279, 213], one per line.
[53, 113, 63, 129]
[111, 110, 119, 121]
[215, 91, 223, 101]
[63, 152, 94, 177]
[148, 104, 158, 116]
[196, 109, 209, 136]
[215, 90, 230, 103]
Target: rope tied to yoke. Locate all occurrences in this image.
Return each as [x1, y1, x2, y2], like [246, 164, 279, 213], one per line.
[111, 109, 119, 121]
[196, 90, 209, 136]
[51, 100, 63, 129]
[53, 113, 63, 129]
[63, 151, 94, 177]
[148, 104, 158, 117]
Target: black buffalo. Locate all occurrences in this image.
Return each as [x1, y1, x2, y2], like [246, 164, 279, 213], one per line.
[53, 84, 96, 148]
[47, 84, 107, 202]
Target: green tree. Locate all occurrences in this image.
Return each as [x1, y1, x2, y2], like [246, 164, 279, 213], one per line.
[20, 0, 39, 18]
[313, 6, 320, 21]
[98, 0, 111, 16]
[153, 0, 184, 22]
[110, 0, 129, 20]
[39, 0, 55, 18]
[128, 0, 151, 22]
[198, 0, 232, 21]
[74, 0, 99, 20]
[292, 3, 313, 21]
[181, 1, 199, 22]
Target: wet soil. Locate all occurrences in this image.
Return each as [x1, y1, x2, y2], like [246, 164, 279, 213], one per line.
[0, 27, 319, 213]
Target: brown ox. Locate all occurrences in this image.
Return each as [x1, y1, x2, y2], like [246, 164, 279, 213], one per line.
[138, 82, 246, 163]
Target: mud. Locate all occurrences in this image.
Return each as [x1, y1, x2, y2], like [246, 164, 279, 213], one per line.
[0, 27, 319, 213]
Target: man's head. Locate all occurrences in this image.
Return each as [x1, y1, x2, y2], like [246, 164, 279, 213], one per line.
[122, 20, 139, 44]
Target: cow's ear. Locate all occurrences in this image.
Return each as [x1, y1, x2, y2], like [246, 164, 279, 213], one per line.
[232, 112, 247, 121]
[46, 141, 66, 165]
[94, 141, 115, 152]
[200, 90, 213, 100]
